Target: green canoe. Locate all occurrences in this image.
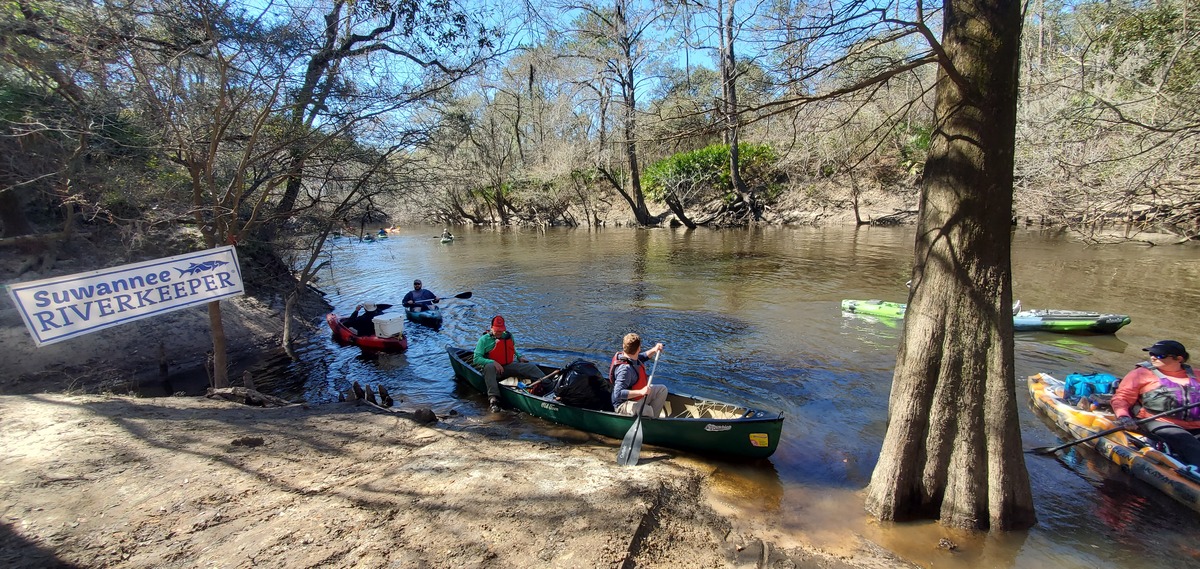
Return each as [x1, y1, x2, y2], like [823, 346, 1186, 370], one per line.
[445, 346, 784, 460]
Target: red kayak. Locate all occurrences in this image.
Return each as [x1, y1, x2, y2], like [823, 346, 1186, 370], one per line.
[325, 313, 408, 353]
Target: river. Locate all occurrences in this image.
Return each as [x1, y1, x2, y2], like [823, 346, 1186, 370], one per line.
[260, 225, 1200, 569]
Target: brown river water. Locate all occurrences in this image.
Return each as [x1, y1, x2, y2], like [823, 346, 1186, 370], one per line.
[256, 225, 1200, 569]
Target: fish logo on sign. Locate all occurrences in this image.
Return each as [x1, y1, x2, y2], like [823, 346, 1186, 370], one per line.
[177, 261, 229, 276]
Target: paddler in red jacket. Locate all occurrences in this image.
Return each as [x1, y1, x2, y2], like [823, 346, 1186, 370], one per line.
[1112, 340, 1200, 466]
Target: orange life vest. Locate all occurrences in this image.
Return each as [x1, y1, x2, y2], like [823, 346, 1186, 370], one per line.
[609, 352, 648, 400]
[487, 333, 516, 366]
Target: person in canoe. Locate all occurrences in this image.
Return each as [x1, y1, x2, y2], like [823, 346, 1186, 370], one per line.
[473, 315, 544, 413]
[441, 228, 453, 240]
[609, 333, 668, 417]
[1112, 340, 1200, 465]
[402, 279, 440, 311]
[342, 302, 392, 335]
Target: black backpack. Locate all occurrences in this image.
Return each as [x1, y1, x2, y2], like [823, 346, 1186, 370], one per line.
[553, 360, 613, 411]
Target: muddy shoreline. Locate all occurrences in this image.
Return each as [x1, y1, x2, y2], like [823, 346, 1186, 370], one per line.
[0, 392, 909, 568]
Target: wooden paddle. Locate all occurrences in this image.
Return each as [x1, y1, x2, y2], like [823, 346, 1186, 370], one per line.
[1027, 400, 1200, 455]
[617, 352, 660, 466]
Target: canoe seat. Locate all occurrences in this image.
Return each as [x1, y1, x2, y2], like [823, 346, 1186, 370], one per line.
[681, 401, 746, 419]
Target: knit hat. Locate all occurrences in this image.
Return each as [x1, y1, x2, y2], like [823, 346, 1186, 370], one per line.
[491, 315, 506, 332]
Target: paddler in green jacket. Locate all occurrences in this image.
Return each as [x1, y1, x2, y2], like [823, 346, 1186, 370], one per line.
[473, 315, 545, 413]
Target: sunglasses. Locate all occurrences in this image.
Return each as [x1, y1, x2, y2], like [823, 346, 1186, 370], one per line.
[1149, 353, 1175, 359]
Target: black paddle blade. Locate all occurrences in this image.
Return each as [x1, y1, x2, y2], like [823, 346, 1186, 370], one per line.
[1025, 446, 1061, 455]
[454, 291, 473, 299]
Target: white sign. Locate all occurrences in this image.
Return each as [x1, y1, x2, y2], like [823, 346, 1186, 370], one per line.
[7, 246, 245, 347]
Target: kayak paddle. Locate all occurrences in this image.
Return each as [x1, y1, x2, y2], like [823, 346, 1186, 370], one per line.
[1027, 400, 1200, 455]
[410, 291, 471, 305]
[617, 352, 659, 466]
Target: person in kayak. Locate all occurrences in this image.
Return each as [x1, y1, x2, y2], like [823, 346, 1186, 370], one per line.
[473, 315, 544, 413]
[1112, 340, 1200, 465]
[441, 228, 453, 240]
[342, 302, 391, 335]
[609, 333, 667, 417]
[402, 279, 440, 312]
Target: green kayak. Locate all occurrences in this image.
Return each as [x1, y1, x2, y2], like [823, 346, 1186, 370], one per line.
[841, 299, 907, 319]
[841, 299, 1132, 335]
[445, 346, 784, 460]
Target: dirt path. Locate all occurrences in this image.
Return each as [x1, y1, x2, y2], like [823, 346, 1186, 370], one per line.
[0, 393, 907, 568]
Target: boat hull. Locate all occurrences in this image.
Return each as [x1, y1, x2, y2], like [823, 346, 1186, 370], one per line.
[841, 300, 1131, 334]
[1028, 373, 1200, 512]
[325, 313, 408, 353]
[446, 346, 783, 460]
[1013, 310, 1130, 334]
[405, 307, 443, 327]
[841, 299, 907, 318]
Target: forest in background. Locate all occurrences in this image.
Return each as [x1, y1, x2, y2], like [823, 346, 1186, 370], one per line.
[2, 0, 1197, 245]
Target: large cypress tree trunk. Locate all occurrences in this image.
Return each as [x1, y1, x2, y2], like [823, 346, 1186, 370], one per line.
[864, 0, 1036, 530]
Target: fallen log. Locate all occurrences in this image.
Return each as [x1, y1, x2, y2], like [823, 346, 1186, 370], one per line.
[207, 387, 296, 408]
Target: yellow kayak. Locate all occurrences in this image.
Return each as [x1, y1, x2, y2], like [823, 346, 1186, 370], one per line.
[1028, 373, 1200, 512]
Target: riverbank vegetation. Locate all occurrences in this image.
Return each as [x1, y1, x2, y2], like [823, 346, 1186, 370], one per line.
[2, 0, 1197, 241]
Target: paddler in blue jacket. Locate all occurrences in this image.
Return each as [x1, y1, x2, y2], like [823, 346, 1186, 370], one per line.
[609, 332, 667, 417]
[402, 279, 439, 312]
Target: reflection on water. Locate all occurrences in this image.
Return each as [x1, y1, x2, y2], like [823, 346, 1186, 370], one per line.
[250, 225, 1200, 569]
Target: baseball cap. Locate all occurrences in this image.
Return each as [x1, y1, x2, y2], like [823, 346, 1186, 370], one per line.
[364, 302, 377, 311]
[491, 315, 506, 332]
[1144, 340, 1188, 359]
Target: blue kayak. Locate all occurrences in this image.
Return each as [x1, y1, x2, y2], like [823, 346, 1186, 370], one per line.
[405, 306, 443, 328]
